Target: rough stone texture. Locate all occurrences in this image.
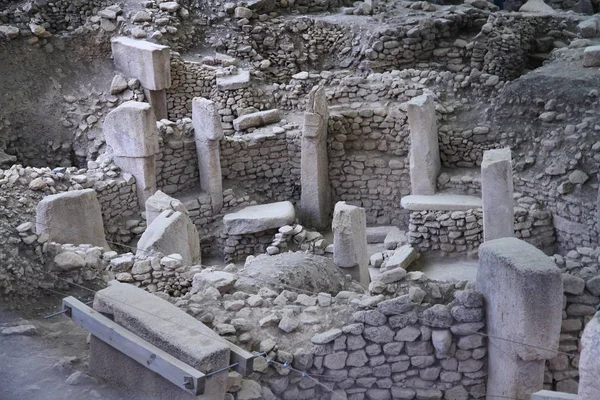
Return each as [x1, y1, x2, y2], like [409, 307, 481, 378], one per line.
[192, 97, 224, 213]
[407, 93, 440, 196]
[145, 190, 188, 227]
[519, 0, 556, 13]
[531, 391, 578, 400]
[104, 101, 159, 208]
[111, 37, 171, 91]
[36, 189, 109, 249]
[232, 109, 281, 131]
[299, 86, 331, 230]
[223, 201, 295, 235]
[481, 147, 514, 241]
[578, 311, 600, 400]
[332, 201, 370, 288]
[137, 210, 201, 263]
[478, 238, 563, 400]
[583, 45, 600, 68]
[91, 281, 230, 399]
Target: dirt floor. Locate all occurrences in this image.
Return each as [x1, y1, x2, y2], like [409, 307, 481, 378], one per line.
[0, 292, 140, 400]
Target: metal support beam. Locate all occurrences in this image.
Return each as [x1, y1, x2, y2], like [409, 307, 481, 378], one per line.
[62, 296, 206, 395]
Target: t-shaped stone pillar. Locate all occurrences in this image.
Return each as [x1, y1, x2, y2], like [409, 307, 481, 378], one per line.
[407, 93, 440, 195]
[103, 101, 159, 209]
[332, 201, 370, 288]
[477, 238, 563, 400]
[481, 147, 514, 241]
[192, 97, 224, 214]
[299, 86, 331, 230]
[579, 311, 600, 400]
[111, 37, 171, 120]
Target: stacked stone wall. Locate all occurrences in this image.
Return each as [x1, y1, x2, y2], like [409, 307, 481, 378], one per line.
[155, 119, 199, 194]
[328, 106, 411, 226]
[220, 128, 301, 204]
[544, 249, 600, 393]
[221, 228, 278, 263]
[407, 198, 555, 253]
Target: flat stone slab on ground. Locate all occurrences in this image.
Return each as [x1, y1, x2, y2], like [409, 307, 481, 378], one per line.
[366, 226, 396, 243]
[382, 245, 418, 272]
[384, 227, 407, 250]
[400, 193, 482, 211]
[530, 390, 578, 400]
[223, 201, 295, 235]
[216, 70, 250, 91]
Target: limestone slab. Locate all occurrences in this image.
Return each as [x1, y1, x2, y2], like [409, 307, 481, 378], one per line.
[579, 311, 600, 400]
[216, 70, 250, 91]
[400, 194, 482, 211]
[145, 190, 188, 226]
[332, 201, 370, 288]
[223, 201, 295, 235]
[36, 189, 109, 249]
[232, 109, 281, 131]
[481, 147, 514, 241]
[111, 37, 171, 91]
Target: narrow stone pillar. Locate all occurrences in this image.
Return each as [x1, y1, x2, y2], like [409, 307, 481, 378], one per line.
[332, 201, 370, 288]
[104, 101, 159, 209]
[481, 147, 514, 241]
[407, 93, 440, 195]
[192, 97, 224, 214]
[111, 37, 171, 120]
[299, 86, 331, 230]
[477, 237, 563, 400]
[579, 310, 600, 400]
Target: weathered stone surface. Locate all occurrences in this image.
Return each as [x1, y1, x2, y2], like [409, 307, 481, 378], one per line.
[137, 210, 201, 263]
[111, 37, 171, 90]
[299, 86, 331, 230]
[192, 97, 224, 213]
[145, 190, 188, 226]
[401, 194, 482, 211]
[519, 0, 555, 13]
[233, 109, 281, 131]
[223, 201, 295, 235]
[583, 45, 600, 67]
[579, 311, 600, 400]
[481, 148, 514, 241]
[332, 201, 369, 288]
[407, 93, 440, 195]
[36, 189, 109, 249]
[478, 237, 563, 400]
[382, 245, 418, 272]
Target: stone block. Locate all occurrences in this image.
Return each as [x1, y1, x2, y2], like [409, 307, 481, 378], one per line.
[111, 37, 171, 90]
[233, 109, 281, 131]
[579, 311, 600, 400]
[36, 189, 109, 249]
[216, 70, 250, 91]
[137, 210, 201, 263]
[332, 201, 370, 288]
[407, 93, 440, 195]
[91, 281, 230, 399]
[104, 101, 159, 158]
[478, 237, 563, 400]
[223, 201, 295, 235]
[481, 147, 514, 241]
[145, 190, 188, 226]
[583, 45, 600, 67]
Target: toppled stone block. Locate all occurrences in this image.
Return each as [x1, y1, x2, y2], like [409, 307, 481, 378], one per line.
[137, 210, 201, 263]
[145, 190, 188, 226]
[382, 245, 418, 272]
[36, 189, 109, 249]
[223, 201, 295, 235]
[578, 19, 598, 38]
[233, 109, 281, 131]
[384, 227, 407, 250]
[111, 37, 171, 90]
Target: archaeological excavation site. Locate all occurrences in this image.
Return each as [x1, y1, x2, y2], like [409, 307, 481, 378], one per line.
[3, 0, 600, 398]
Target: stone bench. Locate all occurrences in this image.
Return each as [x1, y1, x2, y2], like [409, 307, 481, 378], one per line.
[400, 193, 482, 211]
[222, 201, 295, 262]
[216, 69, 250, 91]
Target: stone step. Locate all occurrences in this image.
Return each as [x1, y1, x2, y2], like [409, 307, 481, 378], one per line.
[400, 193, 482, 211]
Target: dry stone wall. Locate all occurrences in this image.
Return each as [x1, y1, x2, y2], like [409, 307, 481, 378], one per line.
[328, 106, 411, 226]
[407, 196, 555, 254]
[220, 127, 301, 203]
[545, 249, 600, 393]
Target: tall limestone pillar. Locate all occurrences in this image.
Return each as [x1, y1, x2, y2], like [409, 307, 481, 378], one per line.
[478, 238, 563, 400]
[299, 86, 331, 230]
[104, 101, 159, 209]
[407, 93, 440, 195]
[579, 310, 600, 400]
[481, 147, 514, 241]
[192, 97, 224, 214]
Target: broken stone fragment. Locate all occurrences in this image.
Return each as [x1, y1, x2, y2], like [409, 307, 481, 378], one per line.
[109, 75, 128, 94]
[1, 325, 37, 336]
